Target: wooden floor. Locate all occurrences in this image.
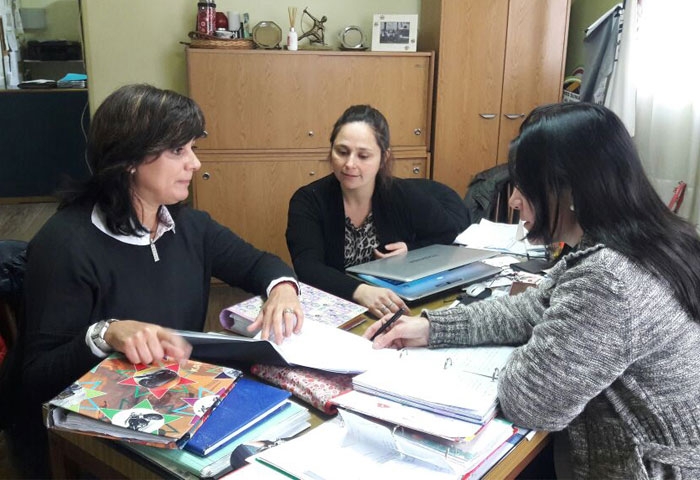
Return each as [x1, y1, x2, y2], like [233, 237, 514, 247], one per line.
[0, 201, 58, 242]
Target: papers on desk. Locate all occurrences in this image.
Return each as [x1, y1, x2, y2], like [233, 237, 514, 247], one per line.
[352, 346, 515, 424]
[455, 219, 546, 257]
[253, 410, 516, 480]
[180, 320, 396, 374]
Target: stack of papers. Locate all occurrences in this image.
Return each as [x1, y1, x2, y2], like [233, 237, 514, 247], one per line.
[18, 78, 56, 89]
[253, 410, 517, 480]
[455, 219, 546, 257]
[57, 73, 87, 88]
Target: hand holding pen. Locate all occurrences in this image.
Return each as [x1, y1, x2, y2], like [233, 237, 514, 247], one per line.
[370, 307, 406, 341]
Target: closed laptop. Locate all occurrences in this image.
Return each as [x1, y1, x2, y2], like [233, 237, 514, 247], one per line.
[345, 245, 497, 283]
[353, 261, 501, 302]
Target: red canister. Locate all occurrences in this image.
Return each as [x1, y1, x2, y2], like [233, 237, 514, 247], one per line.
[215, 12, 229, 31]
[196, 2, 216, 35]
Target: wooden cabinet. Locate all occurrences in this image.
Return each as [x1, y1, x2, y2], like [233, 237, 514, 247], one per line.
[187, 49, 434, 263]
[420, 0, 571, 196]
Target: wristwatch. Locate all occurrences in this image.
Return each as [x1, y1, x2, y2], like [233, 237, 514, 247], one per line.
[91, 319, 118, 353]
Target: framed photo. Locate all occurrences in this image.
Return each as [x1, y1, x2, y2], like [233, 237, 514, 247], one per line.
[371, 14, 418, 52]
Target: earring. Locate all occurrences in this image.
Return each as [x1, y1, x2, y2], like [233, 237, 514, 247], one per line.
[569, 204, 575, 212]
[129, 168, 136, 174]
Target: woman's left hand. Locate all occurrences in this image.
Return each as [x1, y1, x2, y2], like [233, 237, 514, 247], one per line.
[374, 242, 408, 259]
[249, 282, 304, 344]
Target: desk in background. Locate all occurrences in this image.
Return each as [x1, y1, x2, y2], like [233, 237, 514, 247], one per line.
[48, 293, 551, 479]
[0, 88, 90, 201]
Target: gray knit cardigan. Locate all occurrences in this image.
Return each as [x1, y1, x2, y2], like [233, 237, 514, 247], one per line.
[426, 245, 700, 479]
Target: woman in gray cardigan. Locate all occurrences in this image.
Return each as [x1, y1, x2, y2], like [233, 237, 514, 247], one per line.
[365, 103, 700, 479]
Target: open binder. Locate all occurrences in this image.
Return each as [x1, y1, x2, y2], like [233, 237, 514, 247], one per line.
[351, 346, 515, 424]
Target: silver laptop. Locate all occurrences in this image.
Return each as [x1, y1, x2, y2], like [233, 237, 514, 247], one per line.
[345, 245, 497, 282]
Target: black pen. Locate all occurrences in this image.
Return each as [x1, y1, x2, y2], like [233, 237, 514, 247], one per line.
[370, 307, 406, 341]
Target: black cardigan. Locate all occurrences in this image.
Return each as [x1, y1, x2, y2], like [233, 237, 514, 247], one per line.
[286, 174, 468, 300]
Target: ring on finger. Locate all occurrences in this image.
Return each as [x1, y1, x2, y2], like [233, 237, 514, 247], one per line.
[283, 307, 295, 315]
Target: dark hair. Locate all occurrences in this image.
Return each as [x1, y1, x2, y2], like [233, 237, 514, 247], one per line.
[60, 84, 206, 235]
[509, 102, 700, 320]
[329, 105, 393, 188]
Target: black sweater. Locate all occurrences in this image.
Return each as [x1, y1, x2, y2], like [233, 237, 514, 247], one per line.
[20, 203, 294, 405]
[286, 174, 467, 301]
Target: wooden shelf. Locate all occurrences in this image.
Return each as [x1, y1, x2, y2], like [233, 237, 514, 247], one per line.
[22, 59, 84, 63]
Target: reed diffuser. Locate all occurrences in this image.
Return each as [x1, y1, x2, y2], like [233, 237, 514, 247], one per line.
[287, 6, 298, 50]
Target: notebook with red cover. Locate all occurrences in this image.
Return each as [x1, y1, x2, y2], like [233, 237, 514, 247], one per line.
[45, 353, 241, 448]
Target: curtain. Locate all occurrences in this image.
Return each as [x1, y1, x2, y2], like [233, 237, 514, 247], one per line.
[606, 0, 700, 223]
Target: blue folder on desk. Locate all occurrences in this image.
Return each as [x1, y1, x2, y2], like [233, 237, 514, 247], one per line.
[356, 261, 501, 302]
[185, 377, 291, 457]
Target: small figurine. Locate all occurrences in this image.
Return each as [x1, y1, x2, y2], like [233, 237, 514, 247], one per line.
[298, 7, 327, 46]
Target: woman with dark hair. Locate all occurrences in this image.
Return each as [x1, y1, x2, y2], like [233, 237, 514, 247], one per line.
[286, 105, 468, 318]
[365, 103, 700, 478]
[2, 84, 302, 477]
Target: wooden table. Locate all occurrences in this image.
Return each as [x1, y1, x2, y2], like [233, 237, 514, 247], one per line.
[48, 291, 550, 479]
[48, 423, 549, 479]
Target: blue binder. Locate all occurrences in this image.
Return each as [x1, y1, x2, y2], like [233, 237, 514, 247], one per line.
[184, 377, 291, 456]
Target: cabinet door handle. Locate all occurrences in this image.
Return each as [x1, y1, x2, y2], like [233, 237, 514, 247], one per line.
[309, 171, 316, 176]
[307, 131, 315, 137]
[479, 113, 497, 119]
[413, 128, 422, 136]
[412, 166, 421, 174]
[504, 113, 525, 119]
[202, 172, 211, 180]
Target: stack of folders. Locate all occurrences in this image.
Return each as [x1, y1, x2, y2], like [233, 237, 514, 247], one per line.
[44, 353, 242, 448]
[351, 345, 515, 424]
[242, 346, 523, 479]
[126, 377, 311, 479]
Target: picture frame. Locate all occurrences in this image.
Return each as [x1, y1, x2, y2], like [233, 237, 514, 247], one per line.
[371, 14, 418, 52]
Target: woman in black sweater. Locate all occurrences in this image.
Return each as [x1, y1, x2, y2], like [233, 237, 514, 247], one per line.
[2, 84, 302, 477]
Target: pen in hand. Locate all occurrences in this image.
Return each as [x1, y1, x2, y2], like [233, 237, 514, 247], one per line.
[370, 307, 406, 341]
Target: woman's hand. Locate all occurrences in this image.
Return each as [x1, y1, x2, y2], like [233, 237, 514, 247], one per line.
[374, 241, 408, 259]
[363, 314, 430, 349]
[103, 320, 192, 365]
[249, 282, 304, 344]
[352, 283, 408, 319]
